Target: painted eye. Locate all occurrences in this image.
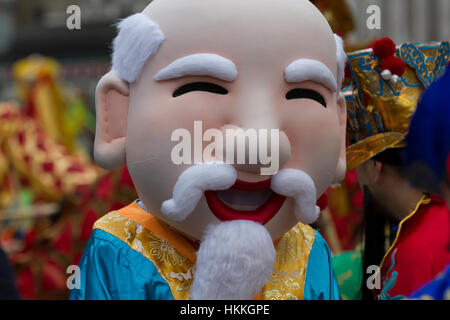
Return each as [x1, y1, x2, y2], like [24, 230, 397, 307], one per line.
[285, 88, 327, 108]
[173, 82, 228, 97]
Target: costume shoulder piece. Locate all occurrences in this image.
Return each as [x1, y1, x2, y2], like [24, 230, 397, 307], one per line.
[261, 222, 316, 300]
[93, 204, 195, 300]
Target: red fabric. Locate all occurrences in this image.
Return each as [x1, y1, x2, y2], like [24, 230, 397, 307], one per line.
[96, 174, 112, 201]
[378, 196, 450, 298]
[109, 202, 127, 212]
[23, 230, 37, 251]
[8, 165, 138, 299]
[317, 192, 329, 211]
[72, 252, 83, 266]
[41, 259, 67, 292]
[346, 169, 358, 190]
[17, 266, 35, 299]
[350, 192, 363, 209]
[326, 170, 363, 251]
[80, 209, 98, 242]
[42, 162, 54, 173]
[17, 131, 25, 145]
[344, 61, 351, 80]
[53, 223, 72, 254]
[119, 165, 134, 188]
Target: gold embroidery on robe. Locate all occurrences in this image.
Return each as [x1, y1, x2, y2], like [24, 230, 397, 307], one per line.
[261, 224, 316, 300]
[94, 210, 316, 300]
[94, 211, 193, 300]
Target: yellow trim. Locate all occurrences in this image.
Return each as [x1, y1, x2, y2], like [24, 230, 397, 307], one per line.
[346, 42, 449, 168]
[115, 201, 199, 262]
[94, 210, 194, 300]
[261, 224, 316, 300]
[375, 195, 432, 284]
[346, 132, 404, 170]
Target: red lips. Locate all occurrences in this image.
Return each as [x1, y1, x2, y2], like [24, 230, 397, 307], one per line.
[230, 178, 272, 190]
[204, 179, 286, 225]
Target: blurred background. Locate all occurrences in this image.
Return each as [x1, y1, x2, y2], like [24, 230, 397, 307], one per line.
[0, 0, 448, 300]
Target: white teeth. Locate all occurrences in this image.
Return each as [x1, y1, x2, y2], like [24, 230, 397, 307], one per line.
[161, 162, 237, 221]
[215, 189, 273, 211]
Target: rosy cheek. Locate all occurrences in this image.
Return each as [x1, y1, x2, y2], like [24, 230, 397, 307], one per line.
[282, 107, 340, 167]
[127, 92, 234, 159]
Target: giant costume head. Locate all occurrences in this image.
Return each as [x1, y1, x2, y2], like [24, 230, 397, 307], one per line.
[93, 0, 347, 299]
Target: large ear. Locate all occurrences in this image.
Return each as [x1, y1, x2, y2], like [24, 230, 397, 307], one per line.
[94, 71, 129, 170]
[334, 93, 347, 183]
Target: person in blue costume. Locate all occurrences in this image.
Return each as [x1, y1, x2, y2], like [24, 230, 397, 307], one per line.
[70, 0, 347, 300]
[406, 67, 450, 300]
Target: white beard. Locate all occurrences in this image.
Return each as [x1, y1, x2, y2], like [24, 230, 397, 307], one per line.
[190, 220, 275, 300]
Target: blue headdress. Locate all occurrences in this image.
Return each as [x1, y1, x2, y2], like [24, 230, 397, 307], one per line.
[405, 66, 450, 194]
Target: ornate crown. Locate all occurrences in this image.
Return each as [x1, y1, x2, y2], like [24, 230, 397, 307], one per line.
[345, 40, 450, 170]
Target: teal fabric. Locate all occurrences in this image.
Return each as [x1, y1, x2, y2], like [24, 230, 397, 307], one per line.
[69, 229, 174, 300]
[304, 230, 341, 300]
[332, 250, 363, 300]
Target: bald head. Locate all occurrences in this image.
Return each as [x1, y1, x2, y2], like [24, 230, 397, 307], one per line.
[99, 0, 349, 242]
[112, 0, 345, 90]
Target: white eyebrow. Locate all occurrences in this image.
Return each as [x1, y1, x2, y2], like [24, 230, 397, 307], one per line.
[154, 53, 238, 82]
[285, 59, 338, 92]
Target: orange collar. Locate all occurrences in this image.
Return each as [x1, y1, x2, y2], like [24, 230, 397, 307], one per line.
[116, 200, 284, 264]
[116, 200, 199, 263]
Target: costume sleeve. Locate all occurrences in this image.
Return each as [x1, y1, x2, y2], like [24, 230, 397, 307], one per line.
[69, 229, 173, 300]
[409, 264, 450, 300]
[303, 230, 341, 300]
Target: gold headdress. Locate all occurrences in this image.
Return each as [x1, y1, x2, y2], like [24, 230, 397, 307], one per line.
[310, 0, 355, 36]
[345, 41, 450, 170]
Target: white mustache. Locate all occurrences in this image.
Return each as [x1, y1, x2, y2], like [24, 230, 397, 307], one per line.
[271, 169, 320, 225]
[161, 162, 237, 221]
[161, 162, 320, 225]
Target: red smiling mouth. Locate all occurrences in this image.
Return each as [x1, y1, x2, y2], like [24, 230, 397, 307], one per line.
[204, 179, 286, 225]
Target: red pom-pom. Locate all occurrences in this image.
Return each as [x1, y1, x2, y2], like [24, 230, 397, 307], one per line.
[373, 37, 396, 59]
[381, 56, 406, 76]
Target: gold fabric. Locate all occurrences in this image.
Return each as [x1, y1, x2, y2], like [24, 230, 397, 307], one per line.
[310, 0, 355, 36]
[0, 103, 99, 203]
[261, 224, 316, 300]
[94, 211, 194, 299]
[346, 132, 404, 171]
[346, 42, 450, 169]
[12, 55, 87, 151]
